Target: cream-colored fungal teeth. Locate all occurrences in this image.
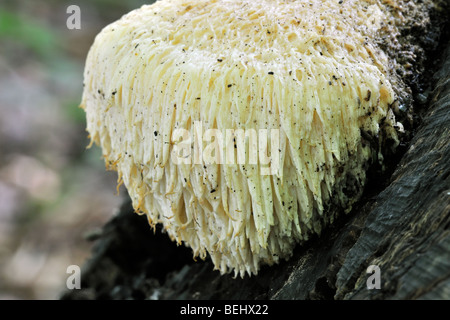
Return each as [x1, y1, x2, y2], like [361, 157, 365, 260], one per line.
[81, 0, 404, 277]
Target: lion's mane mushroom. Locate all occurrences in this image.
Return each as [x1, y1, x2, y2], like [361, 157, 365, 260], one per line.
[81, 0, 405, 277]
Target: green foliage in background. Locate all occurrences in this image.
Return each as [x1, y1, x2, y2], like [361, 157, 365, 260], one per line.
[0, 9, 59, 59]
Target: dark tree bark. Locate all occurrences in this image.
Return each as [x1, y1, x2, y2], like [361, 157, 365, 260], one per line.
[61, 22, 450, 302]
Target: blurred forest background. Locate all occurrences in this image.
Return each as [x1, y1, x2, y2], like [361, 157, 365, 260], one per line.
[0, 0, 155, 299]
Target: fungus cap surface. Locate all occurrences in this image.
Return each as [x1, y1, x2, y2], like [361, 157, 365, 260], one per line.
[81, 0, 401, 276]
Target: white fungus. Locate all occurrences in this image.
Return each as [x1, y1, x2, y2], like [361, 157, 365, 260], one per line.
[81, 0, 402, 277]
